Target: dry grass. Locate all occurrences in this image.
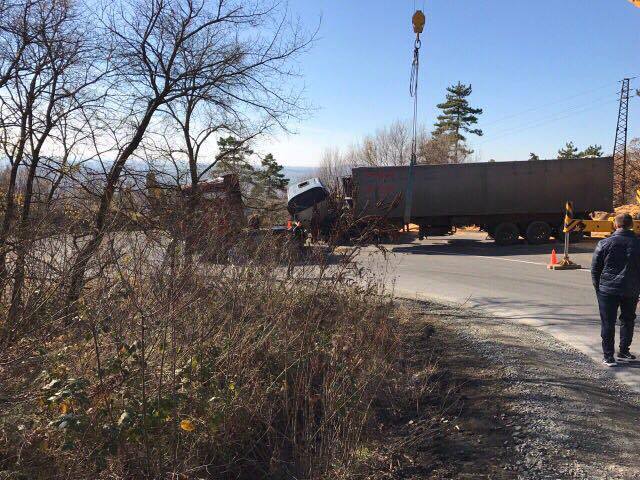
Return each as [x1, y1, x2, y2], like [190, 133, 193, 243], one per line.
[0, 232, 405, 479]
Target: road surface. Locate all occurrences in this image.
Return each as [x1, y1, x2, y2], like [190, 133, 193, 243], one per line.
[361, 231, 640, 392]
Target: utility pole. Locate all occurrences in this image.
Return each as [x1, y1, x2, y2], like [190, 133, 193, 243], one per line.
[613, 78, 630, 205]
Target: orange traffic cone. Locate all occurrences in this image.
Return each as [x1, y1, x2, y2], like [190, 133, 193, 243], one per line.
[287, 219, 292, 229]
[549, 249, 558, 266]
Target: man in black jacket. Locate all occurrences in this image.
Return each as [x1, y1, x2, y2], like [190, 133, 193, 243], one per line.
[591, 213, 640, 366]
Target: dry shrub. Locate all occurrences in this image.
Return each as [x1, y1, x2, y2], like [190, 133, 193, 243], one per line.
[0, 231, 399, 479]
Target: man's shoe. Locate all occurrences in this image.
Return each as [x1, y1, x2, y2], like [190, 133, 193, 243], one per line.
[603, 356, 618, 367]
[617, 351, 637, 361]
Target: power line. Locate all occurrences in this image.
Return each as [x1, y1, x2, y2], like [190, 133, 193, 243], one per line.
[480, 82, 622, 128]
[477, 97, 618, 146]
[478, 76, 639, 130]
[487, 92, 619, 134]
[477, 94, 620, 145]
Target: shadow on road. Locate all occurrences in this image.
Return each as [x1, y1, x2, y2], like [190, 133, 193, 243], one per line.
[391, 237, 600, 258]
[461, 296, 598, 323]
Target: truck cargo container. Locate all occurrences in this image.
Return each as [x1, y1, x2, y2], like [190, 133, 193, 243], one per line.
[344, 157, 613, 245]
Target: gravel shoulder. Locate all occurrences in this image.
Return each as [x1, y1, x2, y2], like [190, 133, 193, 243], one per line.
[388, 299, 640, 479]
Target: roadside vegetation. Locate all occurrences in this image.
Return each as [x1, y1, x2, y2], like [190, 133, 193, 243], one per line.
[0, 0, 406, 478]
[0, 1, 443, 478]
[1, 230, 404, 478]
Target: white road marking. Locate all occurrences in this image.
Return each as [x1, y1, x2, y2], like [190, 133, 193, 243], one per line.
[469, 254, 592, 272]
[392, 248, 592, 272]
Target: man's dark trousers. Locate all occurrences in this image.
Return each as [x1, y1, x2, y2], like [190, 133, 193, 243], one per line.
[596, 292, 637, 357]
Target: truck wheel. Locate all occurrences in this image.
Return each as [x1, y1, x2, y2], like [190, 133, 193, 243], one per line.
[525, 221, 552, 244]
[494, 222, 520, 246]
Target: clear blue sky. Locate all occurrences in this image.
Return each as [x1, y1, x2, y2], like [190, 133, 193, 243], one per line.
[269, 0, 640, 167]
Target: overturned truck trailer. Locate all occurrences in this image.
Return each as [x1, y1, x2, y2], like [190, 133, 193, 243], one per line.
[347, 157, 613, 245]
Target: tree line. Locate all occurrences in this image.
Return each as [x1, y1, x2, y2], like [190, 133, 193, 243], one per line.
[528, 142, 604, 161]
[317, 82, 484, 187]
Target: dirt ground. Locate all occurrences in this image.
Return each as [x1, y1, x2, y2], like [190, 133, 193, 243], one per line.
[366, 300, 640, 480]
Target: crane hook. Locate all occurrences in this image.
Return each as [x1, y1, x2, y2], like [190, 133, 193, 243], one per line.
[412, 10, 425, 49]
[412, 10, 426, 35]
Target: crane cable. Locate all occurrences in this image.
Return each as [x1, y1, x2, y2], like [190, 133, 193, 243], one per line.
[403, 10, 426, 226]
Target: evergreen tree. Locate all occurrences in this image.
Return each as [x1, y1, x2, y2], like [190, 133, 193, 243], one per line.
[579, 145, 603, 158]
[433, 82, 483, 162]
[557, 142, 579, 159]
[214, 136, 256, 185]
[529, 152, 540, 161]
[256, 153, 289, 198]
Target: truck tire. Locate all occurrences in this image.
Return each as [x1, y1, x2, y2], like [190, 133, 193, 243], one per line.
[525, 221, 552, 244]
[494, 222, 520, 246]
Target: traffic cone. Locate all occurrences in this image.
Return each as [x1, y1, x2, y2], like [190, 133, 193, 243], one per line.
[549, 249, 558, 266]
[287, 219, 292, 229]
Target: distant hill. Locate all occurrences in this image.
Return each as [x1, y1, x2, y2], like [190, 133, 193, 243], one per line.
[282, 166, 316, 182]
[65, 158, 316, 185]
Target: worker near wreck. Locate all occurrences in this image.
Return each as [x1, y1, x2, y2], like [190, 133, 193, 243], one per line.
[591, 213, 640, 367]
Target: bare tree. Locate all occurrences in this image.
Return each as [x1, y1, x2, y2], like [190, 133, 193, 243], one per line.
[64, 0, 314, 310]
[625, 138, 640, 205]
[42, 111, 93, 208]
[0, 0, 104, 329]
[356, 121, 424, 167]
[316, 120, 457, 188]
[417, 134, 457, 165]
[142, 90, 261, 259]
[0, 0, 35, 89]
[0, 0, 38, 286]
[316, 147, 353, 190]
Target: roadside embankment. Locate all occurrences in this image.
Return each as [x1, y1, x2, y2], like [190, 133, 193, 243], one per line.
[370, 299, 640, 480]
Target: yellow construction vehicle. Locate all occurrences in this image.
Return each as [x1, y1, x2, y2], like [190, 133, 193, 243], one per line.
[563, 190, 640, 237]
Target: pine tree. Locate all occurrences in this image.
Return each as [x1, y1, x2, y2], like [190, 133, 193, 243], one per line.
[433, 82, 483, 162]
[529, 152, 540, 161]
[214, 136, 256, 185]
[579, 145, 603, 158]
[256, 153, 288, 198]
[557, 142, 579, 159]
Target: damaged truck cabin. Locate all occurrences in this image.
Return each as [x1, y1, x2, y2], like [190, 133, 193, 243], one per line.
[286, 178, 330, 224]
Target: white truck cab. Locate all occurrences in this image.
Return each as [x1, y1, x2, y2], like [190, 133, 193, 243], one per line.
[287, 178, 329, 225]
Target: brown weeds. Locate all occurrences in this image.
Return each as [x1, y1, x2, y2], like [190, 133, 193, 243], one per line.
[0, 231, 401, 479]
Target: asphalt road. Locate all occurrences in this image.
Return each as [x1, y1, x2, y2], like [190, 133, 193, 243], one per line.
[361, 231, 640, 392]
